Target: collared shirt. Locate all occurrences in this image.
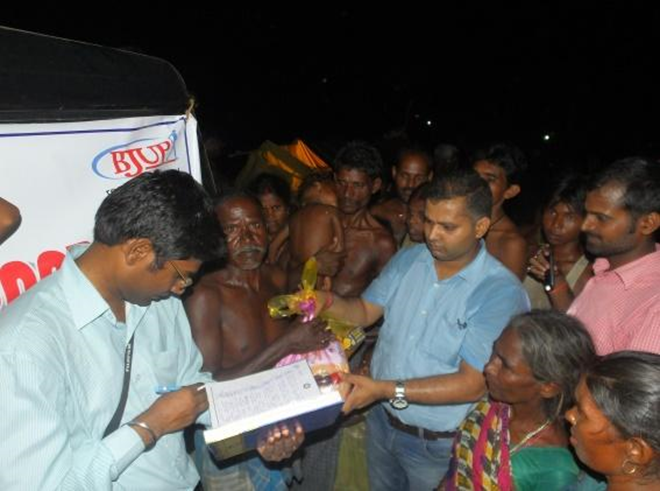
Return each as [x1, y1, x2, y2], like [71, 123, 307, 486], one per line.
[365, 243, 529, 432]
[568, 246, 660, 355]
[0, 247, 212, 490]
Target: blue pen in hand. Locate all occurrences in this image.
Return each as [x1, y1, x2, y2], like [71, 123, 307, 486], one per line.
[155, 384, 181, 395]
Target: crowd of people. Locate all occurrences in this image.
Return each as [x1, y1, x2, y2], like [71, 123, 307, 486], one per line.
[1, 139, 659, 491]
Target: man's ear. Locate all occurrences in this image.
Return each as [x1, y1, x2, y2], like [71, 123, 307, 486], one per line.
[121, 238, 154, 266]
[637, 211, 660, 237]
[371, 177, 382, 195]
[503, 184, 521, 200]
[428, 170, 434, 182]
[475, 216, 491, 239]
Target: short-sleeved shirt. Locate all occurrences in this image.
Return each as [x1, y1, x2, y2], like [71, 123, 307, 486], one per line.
[568, 246, 660, 355]
[0, 246, 212, 490]
[365, 243, 529, 431]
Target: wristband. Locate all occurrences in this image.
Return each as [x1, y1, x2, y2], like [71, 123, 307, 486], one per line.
[126, 420, 158, 451]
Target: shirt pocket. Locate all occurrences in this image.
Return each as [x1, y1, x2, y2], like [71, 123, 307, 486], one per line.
[417, 314, 468, 369]
[151, 349, 179, 386]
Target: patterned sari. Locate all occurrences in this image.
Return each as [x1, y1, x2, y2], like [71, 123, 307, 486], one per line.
[445, 399, 514, 491]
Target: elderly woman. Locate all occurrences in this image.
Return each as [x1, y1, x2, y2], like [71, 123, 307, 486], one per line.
[443, 310, 596, 490]
[526, 174, 592, 310]
[566, 351, 660, 491]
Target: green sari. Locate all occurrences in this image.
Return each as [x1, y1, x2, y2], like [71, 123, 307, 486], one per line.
[446, 399, 579, 490]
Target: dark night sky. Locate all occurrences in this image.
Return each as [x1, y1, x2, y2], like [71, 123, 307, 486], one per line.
[5, 5, 660, 165]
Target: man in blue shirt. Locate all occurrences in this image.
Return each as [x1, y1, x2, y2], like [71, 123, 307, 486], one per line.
[0, 171, 302, 490]
[317, 169, 529, 490]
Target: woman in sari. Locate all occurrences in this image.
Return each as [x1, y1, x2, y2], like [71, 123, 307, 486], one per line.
[443, 310, 596, 490]
[566, 351, 660, 491]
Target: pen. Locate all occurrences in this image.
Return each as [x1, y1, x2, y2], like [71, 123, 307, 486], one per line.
[154, 384, 208, 394]
[155, 384, 181, 394]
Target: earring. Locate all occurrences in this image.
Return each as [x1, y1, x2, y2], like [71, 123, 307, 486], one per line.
[621, 459, 638, 475]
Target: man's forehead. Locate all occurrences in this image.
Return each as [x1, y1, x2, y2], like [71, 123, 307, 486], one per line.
[398, 154, 430, 173]
[587, 181, 626, 209]
[425, 196, 472, 219]
[216, 197, 263, 220]
[336, 167, 371, 182]
[474, 159, 504, 176]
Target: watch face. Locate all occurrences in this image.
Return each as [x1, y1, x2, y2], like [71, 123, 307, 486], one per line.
[390, 397, 409, 410]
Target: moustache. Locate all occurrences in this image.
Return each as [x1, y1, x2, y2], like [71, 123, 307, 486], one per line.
[235, 245, 266, 255]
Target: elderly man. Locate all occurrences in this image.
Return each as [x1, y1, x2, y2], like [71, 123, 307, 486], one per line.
[185, 191, 332, 490]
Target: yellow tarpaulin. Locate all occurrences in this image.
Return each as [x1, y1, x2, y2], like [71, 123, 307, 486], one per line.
[235, 139, 331, 192]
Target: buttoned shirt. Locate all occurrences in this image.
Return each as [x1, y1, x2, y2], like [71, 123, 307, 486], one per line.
[0, 247, 212, 490]
[365, 243, 529, 431]
[568, 246, 660, 355]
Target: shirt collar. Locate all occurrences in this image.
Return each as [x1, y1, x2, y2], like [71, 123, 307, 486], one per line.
[60, 244, 112, 330]
[417, 240, 488, 283]
[593, 244, 660, 290]
[60, 244, 150, 331]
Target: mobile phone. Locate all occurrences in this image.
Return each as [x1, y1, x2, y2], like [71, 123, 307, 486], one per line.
[543, 249, 555, 292]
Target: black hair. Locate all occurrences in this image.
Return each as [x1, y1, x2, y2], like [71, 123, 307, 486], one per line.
[509, 310, 596, 419]
[297, 171, 335, 204]
[433, 143, 466, 175]
[333, 141, 384, 180]
[249, 173, 292, 208]
[472, 142, 528, 186]
[423, 168, 492, 220]
[585, 351, 660, 478]
[589, 156, 660, 221]
[94, 170, 225, 265]
[546, 173, 587, 216]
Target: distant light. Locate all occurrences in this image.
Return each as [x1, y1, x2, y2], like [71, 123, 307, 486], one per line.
[426, 120, 432, 126]
[414, 114, 420, 119]
[321, 77, 328, 83]
[543, 134, 551, 141]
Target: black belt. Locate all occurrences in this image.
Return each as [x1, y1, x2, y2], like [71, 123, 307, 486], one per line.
[385, 410, 456, 441]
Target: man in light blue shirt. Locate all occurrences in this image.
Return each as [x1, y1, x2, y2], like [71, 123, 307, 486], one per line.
[316, 169, 529, 490]
[0, 171, 302, 490]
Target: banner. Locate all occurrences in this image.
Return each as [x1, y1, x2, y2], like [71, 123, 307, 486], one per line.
[0, 115, 200, 308]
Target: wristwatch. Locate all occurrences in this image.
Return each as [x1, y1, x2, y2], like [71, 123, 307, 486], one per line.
[389, 380, 408, 410]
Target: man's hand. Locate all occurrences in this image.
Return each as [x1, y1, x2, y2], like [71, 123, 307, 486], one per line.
[257, 422, 305, 462]
[527, 245, 550, 282]
[283, 317, 335, 354]
[341, 373, 392, 414]
[138, 384, 208, 439]
[528, 245, 568, 292]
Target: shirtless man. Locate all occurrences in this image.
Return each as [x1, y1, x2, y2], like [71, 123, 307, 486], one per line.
[184, 192, 332, 490]
[333, 141, 397, 297]
[473, 143, 528, 280]
[370, 148, 433, 245]
[401, 183, 429, 248]
[290, 143, 397, 491]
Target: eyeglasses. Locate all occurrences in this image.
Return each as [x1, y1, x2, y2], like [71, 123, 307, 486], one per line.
[168, 261, 194, 288]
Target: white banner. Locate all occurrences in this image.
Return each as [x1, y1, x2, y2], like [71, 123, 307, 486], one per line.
[0, 115, 200, 307]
